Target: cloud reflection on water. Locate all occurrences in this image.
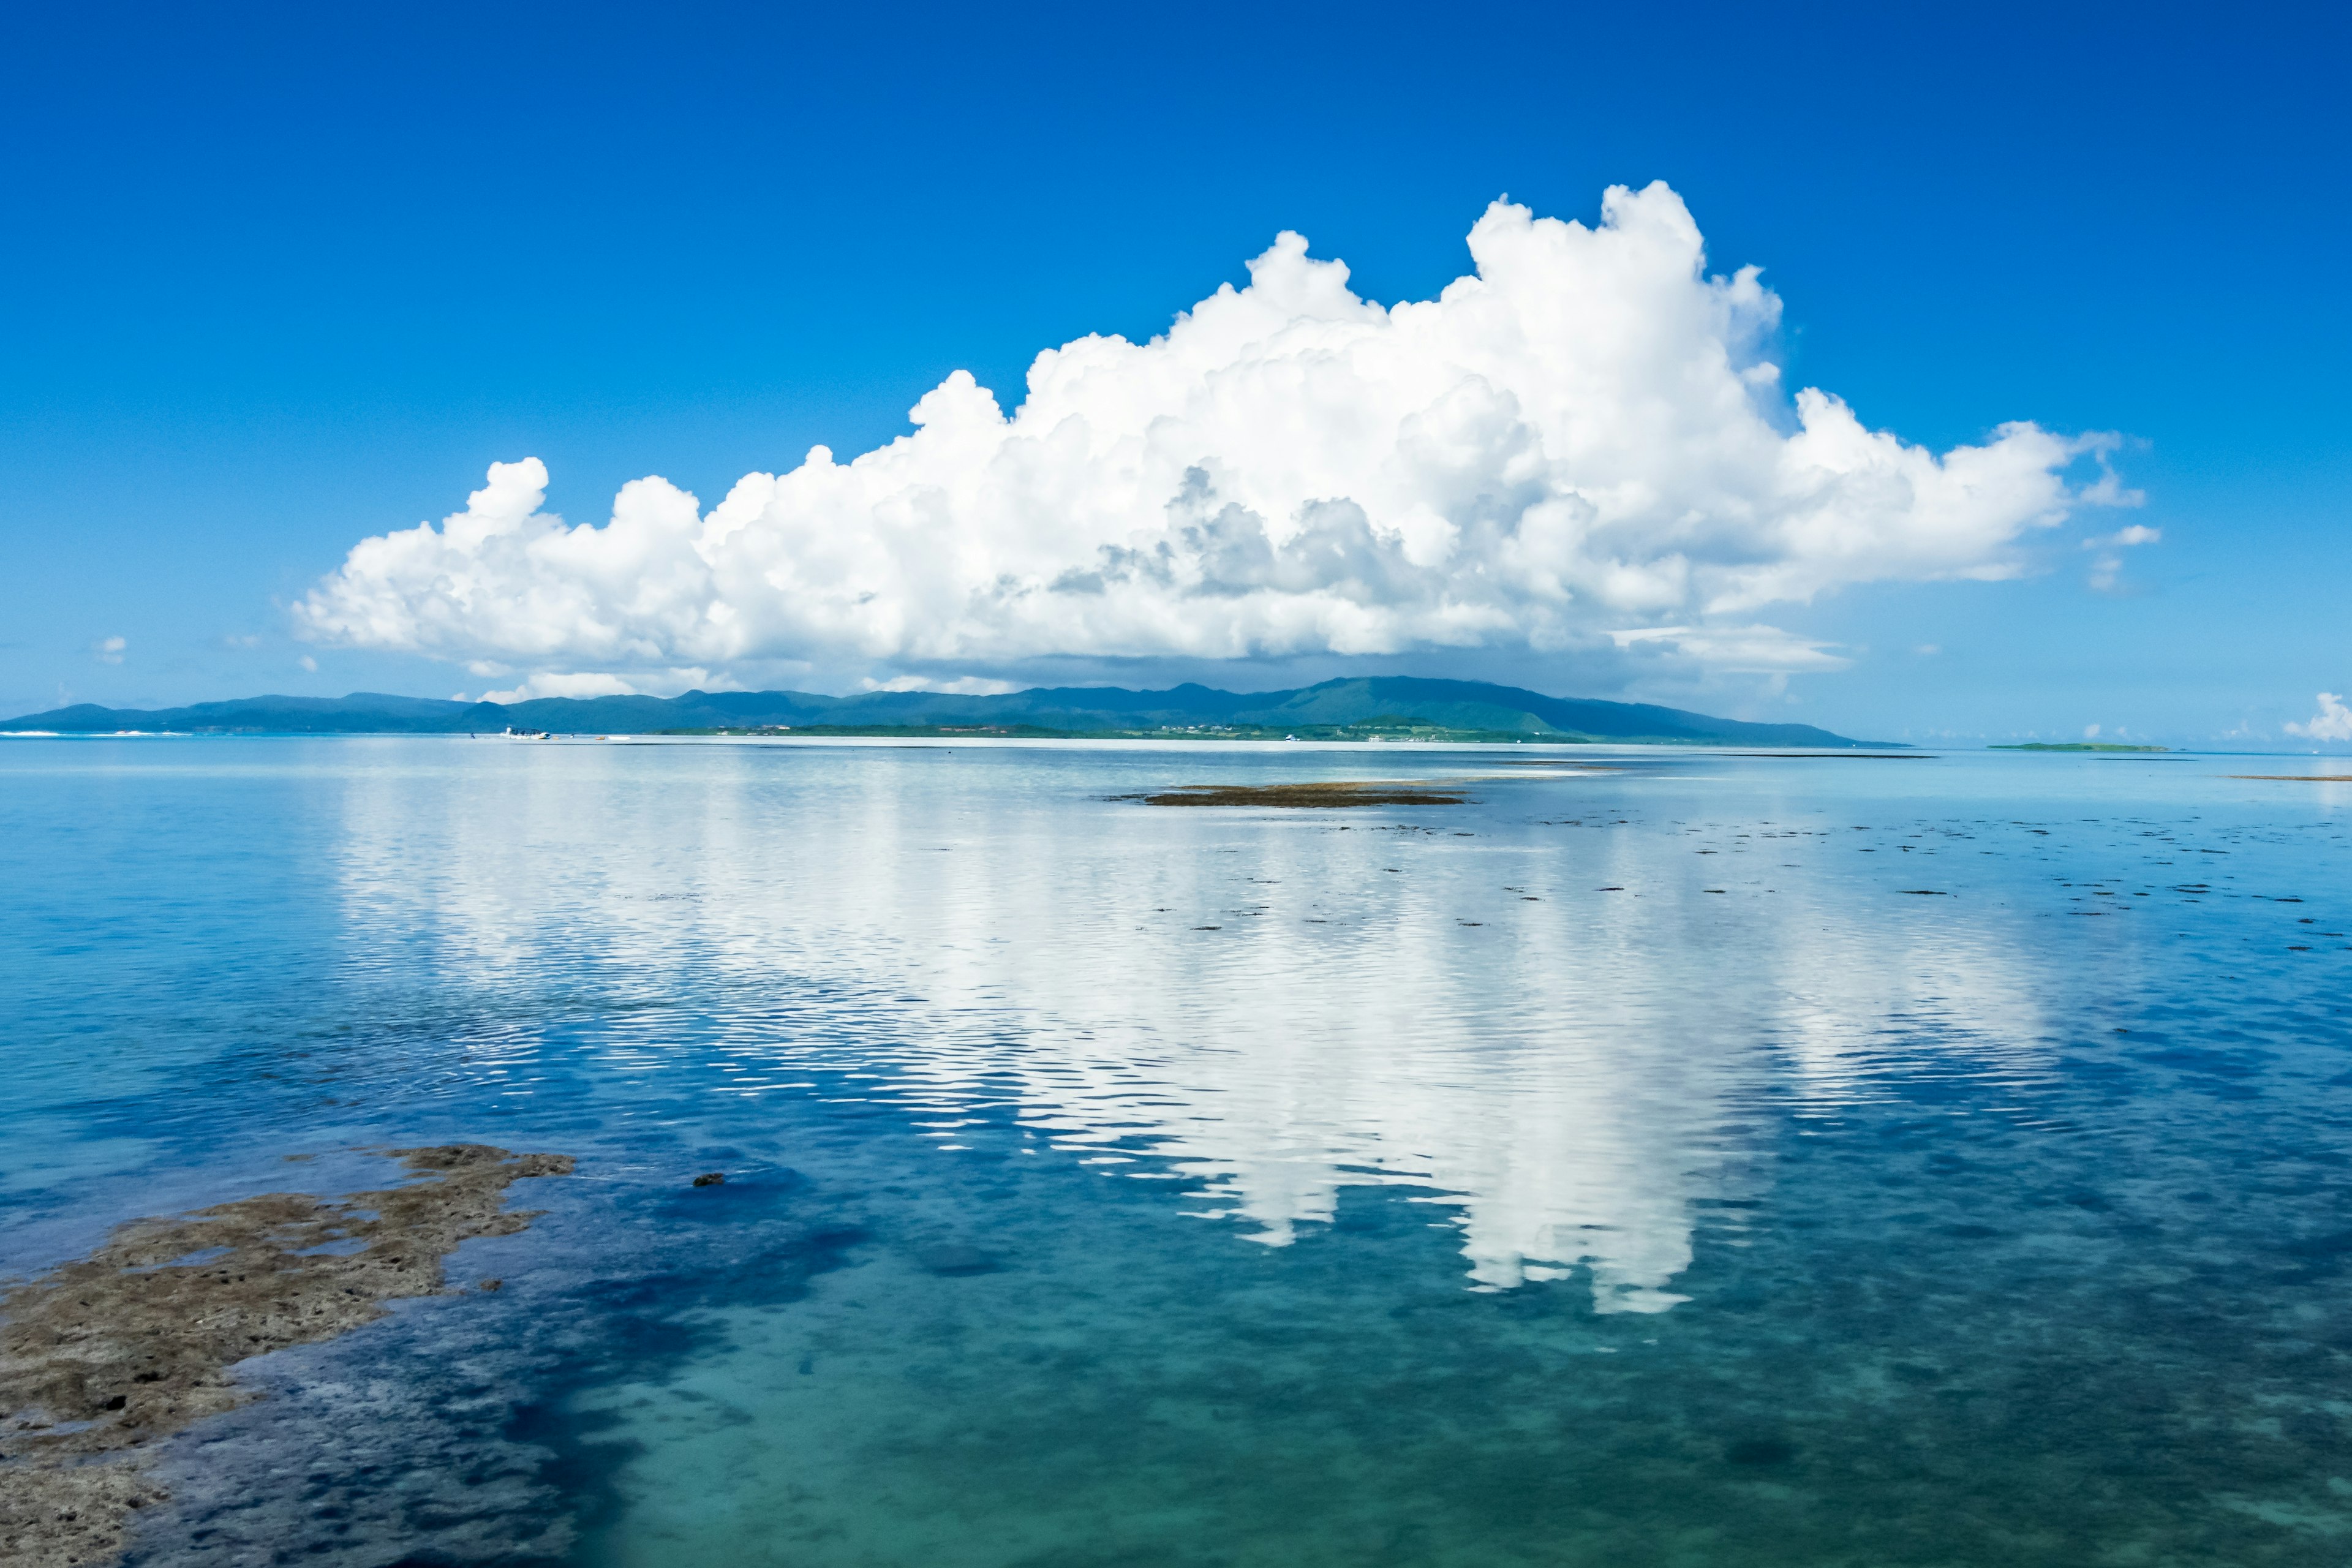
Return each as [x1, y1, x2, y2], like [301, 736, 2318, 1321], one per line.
[331, 742, 2052, 1310]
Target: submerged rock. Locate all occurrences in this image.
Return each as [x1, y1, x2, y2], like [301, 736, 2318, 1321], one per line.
[914, 1243, 1001, 1277]
[1121, 780, 1471, 808]
[0, 1144, 571, 1568]
[1724, 1436, 1797, 1466]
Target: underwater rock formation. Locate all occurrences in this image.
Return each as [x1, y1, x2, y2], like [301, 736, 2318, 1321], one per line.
[0, 1144, 571, 1568]
[1124, 780, 1471, 807]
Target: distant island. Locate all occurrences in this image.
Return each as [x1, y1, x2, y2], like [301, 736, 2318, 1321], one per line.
[1989, 742, 2170, 753]
[1, 677, 1884, 748]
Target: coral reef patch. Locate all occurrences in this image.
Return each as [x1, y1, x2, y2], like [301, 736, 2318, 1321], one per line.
[1121, 780, 1471, 807]
[0, 1144, 571, 1568]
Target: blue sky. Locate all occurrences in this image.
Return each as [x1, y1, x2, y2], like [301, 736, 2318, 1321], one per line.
[2, 1, 2345, 745]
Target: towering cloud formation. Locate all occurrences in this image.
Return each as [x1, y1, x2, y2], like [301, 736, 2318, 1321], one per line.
[296, 183, 2124, 691]
[2286, 693, 2352, 742]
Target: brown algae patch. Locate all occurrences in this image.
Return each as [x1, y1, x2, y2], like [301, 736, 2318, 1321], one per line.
[1120, 780, 1472, 808]
[1, 1144, 572, 1568]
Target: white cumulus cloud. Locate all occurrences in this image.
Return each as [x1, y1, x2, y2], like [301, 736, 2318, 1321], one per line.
[296, 183, 2128, 690]
[2286, 692, 2352, 742]
[859, 673, 1022, 695]
[475, 670, 708, 704]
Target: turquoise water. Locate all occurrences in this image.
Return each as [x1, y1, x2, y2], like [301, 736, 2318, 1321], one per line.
[4, 737, 2350, 1566]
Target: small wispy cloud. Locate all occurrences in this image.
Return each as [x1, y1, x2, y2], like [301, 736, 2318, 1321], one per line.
[2078, 470, 2147, 510]
[90, 635, 126, 665]
[1604, 624, 1846, 672]
[474, 668, 725, 703]
[2083, 524, 2162, 593]
[478, 672, 643, 704]
[858, 674, 1023, 695]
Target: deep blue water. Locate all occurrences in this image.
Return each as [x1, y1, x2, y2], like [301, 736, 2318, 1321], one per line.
[4, 737, 2351, 1566]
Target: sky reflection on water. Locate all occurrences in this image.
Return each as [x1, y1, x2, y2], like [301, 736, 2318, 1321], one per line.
[323, 742, 2064, 1308]
[4, 739, 2349, 1566]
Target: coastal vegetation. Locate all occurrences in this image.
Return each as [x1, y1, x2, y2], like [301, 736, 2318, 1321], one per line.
[657, 716, 1585, 744]
[0, 677, 1877, 748]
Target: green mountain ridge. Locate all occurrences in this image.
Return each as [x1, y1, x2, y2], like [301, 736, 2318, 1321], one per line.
[0, 677, 1882, 748]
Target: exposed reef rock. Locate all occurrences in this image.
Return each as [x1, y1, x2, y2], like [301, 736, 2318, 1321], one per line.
[1122, 780, 1471, 808]
[0, 1144, 571, 1568]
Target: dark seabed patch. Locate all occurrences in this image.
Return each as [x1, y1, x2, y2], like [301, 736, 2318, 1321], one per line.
[1120, 780, 1472, 807]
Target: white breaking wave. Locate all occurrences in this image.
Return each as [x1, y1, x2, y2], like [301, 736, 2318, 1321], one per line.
[297, 183, 2129, 692]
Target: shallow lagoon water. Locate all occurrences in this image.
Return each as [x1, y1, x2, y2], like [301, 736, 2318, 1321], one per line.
[4, 737, 2350, 1566]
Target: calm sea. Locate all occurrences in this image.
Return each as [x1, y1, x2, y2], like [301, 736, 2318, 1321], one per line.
[4, 737, 2349, 1566]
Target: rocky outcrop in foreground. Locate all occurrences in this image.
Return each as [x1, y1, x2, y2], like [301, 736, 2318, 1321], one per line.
[0, 1145, 571, 1568]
